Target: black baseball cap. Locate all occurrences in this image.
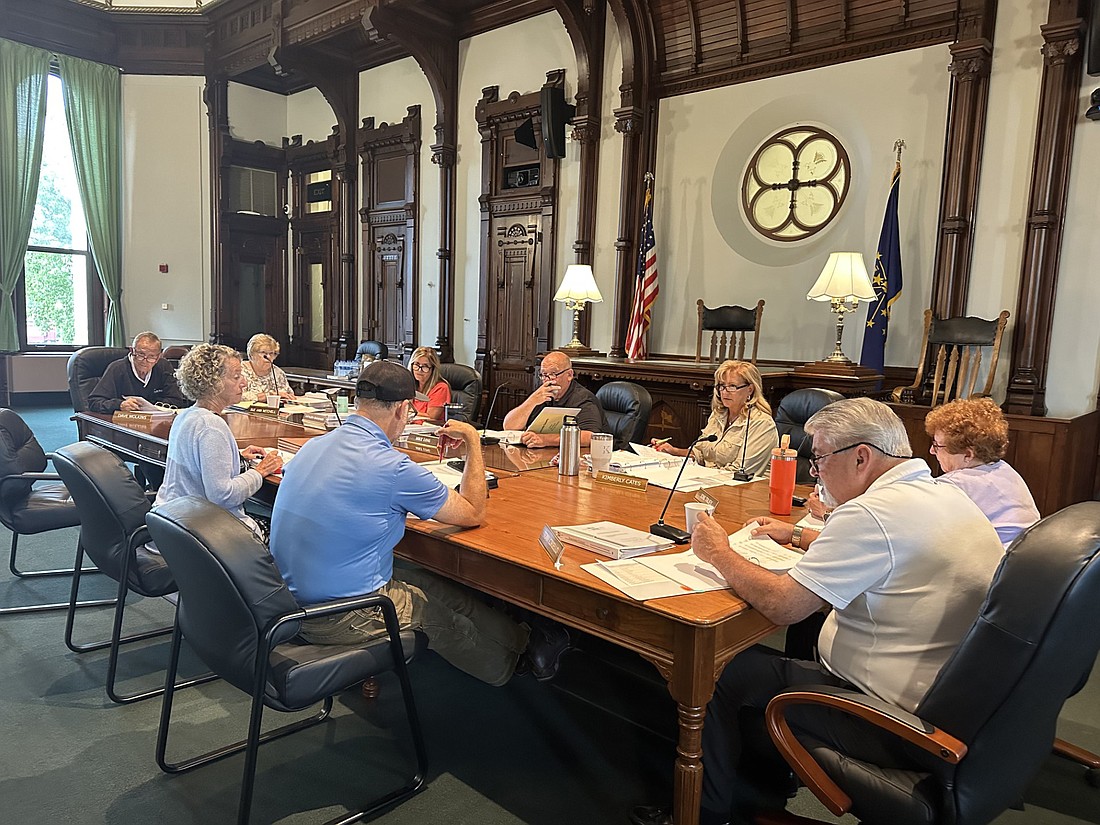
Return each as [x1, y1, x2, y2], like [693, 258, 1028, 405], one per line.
[355, 360, 429, 402]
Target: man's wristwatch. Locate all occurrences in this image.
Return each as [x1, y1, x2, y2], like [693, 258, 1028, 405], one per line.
[790, 525, 804, 550]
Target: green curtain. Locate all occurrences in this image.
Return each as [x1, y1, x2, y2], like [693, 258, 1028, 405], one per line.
[0, 39, 49, 352]
[58, 53, 124, 346]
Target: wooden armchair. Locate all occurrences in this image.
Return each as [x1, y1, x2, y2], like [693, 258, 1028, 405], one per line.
[892, 309, 1009, 407]
[695, 299, 764, 364]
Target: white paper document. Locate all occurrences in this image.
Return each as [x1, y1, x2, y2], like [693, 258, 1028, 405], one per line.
[726, 524, 804, 571]
[582, 558, 689, 600]
[795, 513, 827, 530]
[481, 429, 527, 445]
[637, 549, 730, 592]
[553, 521, 673, 559]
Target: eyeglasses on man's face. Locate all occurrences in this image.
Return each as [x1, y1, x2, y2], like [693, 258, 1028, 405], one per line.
[715, 382, 750, 395]
[538, 367, 571, 382]
[808, 441, 907, 475]
[131, 350, 161, 363]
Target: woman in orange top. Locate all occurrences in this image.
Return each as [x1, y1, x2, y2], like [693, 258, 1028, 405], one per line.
[408, 346, 451, 421]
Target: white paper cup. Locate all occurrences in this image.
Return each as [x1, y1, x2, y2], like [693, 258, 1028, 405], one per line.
[685, 501, 715, 534]
[590, 433, 613, 476]
[265, 393, 280, 409]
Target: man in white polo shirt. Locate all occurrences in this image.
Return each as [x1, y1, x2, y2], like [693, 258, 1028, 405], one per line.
[631, 398, 1004, 825]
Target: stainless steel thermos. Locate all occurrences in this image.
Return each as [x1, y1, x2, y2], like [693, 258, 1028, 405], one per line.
[558, 415, 580, 476]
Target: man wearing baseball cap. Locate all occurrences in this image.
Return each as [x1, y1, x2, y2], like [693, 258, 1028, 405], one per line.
[269, 359, 569, 685]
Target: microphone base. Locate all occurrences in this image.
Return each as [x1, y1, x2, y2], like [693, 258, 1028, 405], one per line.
[480, 435, 500, 445]
[731, 470, 754, 482]
[650, 521, 692, 545]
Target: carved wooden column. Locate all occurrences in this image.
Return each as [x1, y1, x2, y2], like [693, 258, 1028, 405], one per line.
[929, 1, 996, 318]
[1004, 1, 1087, 416]
[204, 76, 229, 345]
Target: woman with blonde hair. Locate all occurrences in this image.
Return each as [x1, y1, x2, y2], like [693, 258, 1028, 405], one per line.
[653, 360, 778, 477]
[241, 333, 295, 403]
[925, 396, 1038, 547]
[154, 344, 282, 538]
[408, 346, 451, 421]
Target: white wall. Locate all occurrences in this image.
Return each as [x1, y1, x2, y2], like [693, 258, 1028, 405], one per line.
[286, 87, 336, 144]
[652, 45, 950, 367]
[121, 75, 208, 345]
[227, 82, 287, 146]
[359, 57, 439, 346]
[455, 12, 578, 364]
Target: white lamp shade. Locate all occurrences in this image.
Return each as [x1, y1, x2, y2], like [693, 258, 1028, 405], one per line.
[806, 252, 876, 302]
[553, 264, 604, 304]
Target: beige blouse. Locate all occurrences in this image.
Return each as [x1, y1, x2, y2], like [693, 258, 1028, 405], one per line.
[241, 361, 292, 402]
[691, 407, 779, 477]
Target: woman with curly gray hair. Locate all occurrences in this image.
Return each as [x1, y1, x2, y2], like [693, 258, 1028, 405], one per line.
[153, 343, 282, 537]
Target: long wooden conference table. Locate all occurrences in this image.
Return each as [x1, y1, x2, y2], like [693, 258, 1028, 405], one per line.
[74, 409, 800, 825]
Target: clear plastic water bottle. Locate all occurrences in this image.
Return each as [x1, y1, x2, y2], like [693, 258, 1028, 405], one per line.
[559, 415, 580, 477]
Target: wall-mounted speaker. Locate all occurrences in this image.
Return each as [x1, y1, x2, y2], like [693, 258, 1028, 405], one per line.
[514, 117, 538, 150]
[540, 84, 576, 159]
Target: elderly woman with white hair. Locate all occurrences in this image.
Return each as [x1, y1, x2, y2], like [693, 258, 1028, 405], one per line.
[154, 343, 282, 537]
[241, 333, 295, 403]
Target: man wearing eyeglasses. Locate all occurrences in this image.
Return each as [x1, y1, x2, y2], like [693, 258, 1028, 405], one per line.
[502, 350, 607, 448]
[631, 398, 1003, 825]
[87, 331, 191, 414]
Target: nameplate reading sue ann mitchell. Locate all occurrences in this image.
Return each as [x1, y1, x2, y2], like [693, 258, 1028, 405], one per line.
[539, 524, 565, 569]
[593, 470, 648, 491]
[249, 404, 279, 418]
[112, 411, 153, 425]
[404, 432, 440, 454]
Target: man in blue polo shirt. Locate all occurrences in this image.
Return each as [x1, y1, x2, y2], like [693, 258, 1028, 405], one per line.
[269, 359, 568, 685]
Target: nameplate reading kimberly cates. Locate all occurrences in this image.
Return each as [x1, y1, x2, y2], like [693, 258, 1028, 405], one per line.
[593, 470, 648, 491]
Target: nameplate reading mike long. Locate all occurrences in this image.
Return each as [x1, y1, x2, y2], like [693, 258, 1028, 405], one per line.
[594, 470, 648, 491]
[404, 433, 440, 454]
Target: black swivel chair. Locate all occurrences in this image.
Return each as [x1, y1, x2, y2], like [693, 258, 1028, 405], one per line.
[763, 501, 1100, 825]
[147, 497, 428, 825]
[356, 340, 390, 362]
[596, 381, 653, 450]
[67, 346, 128, 412]
[0, 409, 112, 615]
[774, 388, 844, 485]
[52, 441, 214, 703]
[437, 363, 483, 423]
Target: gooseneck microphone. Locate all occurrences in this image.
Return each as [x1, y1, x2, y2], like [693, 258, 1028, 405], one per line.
[731, 404, 754, 482]
[650, 433, 719, 544]
[323, 387, 344, 426]
[480, 381, 510, 445]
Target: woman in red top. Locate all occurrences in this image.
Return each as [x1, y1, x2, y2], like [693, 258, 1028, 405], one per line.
[408, 346, 451, 421]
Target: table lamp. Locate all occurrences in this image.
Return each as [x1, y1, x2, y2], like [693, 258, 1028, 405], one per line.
[806, 252, 876, 363]
[554, 264, 603, 350]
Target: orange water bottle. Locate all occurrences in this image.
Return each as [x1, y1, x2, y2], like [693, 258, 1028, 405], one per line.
[769, 434, 798, 516]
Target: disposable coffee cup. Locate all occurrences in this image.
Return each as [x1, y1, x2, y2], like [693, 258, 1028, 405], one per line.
[590, 433, 613, 476]
[685, 501, 715, 534]
[265, 393, 280, 409]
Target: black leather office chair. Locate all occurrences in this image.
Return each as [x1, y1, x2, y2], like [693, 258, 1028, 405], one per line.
[52, 442, 214, 704]
[774, 388, 844, 485]
[67, 346, 128, 413]
[0, 409, 112, 615]
[147, 497, 428, 825]
[356, 340, 390, 362]
[763, 501, 1100, 825]
[596, 382, 653, 451]
[437, 363, 482, 423]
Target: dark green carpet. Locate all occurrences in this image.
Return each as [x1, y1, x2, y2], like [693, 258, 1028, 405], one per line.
[1, 402, 1097, 824]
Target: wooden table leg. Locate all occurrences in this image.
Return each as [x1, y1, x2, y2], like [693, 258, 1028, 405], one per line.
[673, 700, 705, 825]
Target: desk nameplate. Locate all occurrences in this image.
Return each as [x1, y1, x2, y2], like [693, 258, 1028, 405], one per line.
[594, 470, 649, 491]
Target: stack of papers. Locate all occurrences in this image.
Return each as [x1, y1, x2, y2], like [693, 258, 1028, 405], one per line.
[552, 522, 674, 559]
[481, 429, 527, 445]
[581, 524, 803, 600]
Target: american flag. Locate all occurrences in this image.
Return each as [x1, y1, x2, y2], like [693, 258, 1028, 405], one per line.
[625, 176, 659, 360]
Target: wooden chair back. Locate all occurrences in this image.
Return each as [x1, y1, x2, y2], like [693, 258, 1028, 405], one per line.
[892, 309, 1010, 407]
[695, 299, 764, 364]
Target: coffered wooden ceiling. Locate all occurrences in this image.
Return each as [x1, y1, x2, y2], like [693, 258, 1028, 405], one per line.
[2, 0, 979, 97]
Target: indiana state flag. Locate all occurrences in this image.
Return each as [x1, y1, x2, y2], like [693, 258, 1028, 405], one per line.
[859, 161, 902, 374]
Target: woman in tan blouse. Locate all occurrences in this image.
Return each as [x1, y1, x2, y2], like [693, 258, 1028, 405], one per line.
[652, 359, 778, 477]
[240, 333, 295, 403]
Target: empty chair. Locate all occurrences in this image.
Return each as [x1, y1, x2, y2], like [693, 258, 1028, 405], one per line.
[774, 388, 844, 485]
[596, 381, 653, 451]
[147, 497, 427, 825]
[764, 501, 1100, 824]
[696, 299, 764, 364]
[356, 340, 390, 362]
[67, 346, 128, 413]
[52, 441, 212, 703]
[892, 309, 1010, 407]
[437, 362, 483, 423]
[161, 344, 191, 370]
[0, 409, 112, 615]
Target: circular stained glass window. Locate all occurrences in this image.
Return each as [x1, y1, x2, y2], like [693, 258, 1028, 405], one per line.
[741, 126, 850, 242]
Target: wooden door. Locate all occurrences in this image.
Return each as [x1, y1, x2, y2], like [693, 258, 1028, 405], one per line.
[367, 228, 407, 355]
[293, 230, 336, 370]
[221, 231, 284, 352]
